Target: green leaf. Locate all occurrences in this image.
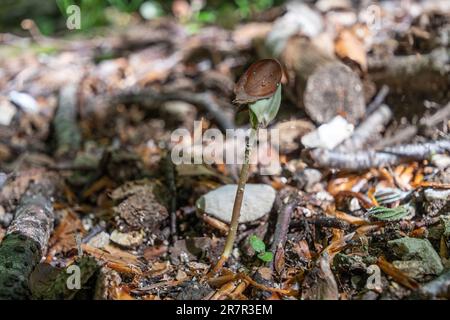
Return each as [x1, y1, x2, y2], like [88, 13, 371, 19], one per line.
[257, 251, 274, 262]
[249, 235, 266, 253]
[248, 85, 282, 128]
[249, 109, 259, 129]
[197, 11, 217, 23]
[368, 205, 409, 221]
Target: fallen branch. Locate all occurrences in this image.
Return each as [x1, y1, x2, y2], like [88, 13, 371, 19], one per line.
[31, 257, 99, 300]
[382, 140, 450, 158]
[111, 87, 235, 131]
[309, 140, 450, 171]
[0, 173, 59, 299]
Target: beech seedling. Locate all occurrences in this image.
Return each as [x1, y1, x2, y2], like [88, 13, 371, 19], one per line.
[212, 58, 282, 273]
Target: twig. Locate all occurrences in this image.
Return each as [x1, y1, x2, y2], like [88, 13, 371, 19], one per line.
[375, 125, 418, 149]
[309, 148, 400, 170]
[268, 188, 298, 271]
[366, 85, 390, 115]
[162, 153, 177, 242]
[377, 256, 419, 291]
[382, 140, 450, 158]
[307, 217, 350, 230]
[420, 102, 450, 129]
[335, 104, 392, 151]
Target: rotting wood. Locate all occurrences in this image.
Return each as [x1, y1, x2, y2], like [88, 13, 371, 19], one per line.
[53, 84, 82, 158]
[0, 173, 59, 299]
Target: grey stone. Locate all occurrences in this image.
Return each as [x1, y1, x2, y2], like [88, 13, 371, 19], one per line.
[388, 237, 443, 279]
[110, 230, 144, 248]
[87, 231, 110, 249]
[196, 184, 276, 223]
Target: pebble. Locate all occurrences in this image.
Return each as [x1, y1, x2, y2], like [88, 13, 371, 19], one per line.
[196, 184, 276, 223]
[110, 230, 144, 248]
[431, 154, 450, 169]
[0, 99, 17, 126]
[9, 91, 39, 114]
[87, 231, 110, 249]
[301, 115, 354, 150]
[424, 188, 450, 201]
[388, 237, 443, 279]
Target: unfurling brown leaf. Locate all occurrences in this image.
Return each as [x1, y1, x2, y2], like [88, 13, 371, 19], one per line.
[234, 59, 282, 105]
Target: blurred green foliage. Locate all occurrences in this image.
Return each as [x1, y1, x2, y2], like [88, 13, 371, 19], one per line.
[0, 0, 285, 35]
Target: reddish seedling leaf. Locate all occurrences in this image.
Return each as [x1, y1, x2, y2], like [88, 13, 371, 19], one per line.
[234, 59, 282, 105]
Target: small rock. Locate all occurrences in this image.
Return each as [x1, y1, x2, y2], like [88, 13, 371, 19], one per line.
[388, 237, 443, 279]
[424, 188, 450, 201]
[293, 168, 322, 191]
[110, 230, 144, 248]
[392, 260, 432, 280]
[431, 154, 450, 169]
[87, 231, 110, 249]
[349, 197, 361, 212]
[301, 115, 354, 149]
[196, 184, 276, 223]
[162, 101, 196, 123]
[9, 91, 39, 114]
[0, 99, 17, 126]
[334, 253, 367, 272]
[316, 0, 351, 11]
[169, 237, 219, 265]
[0, 172, 9, 189]
[176, 269, 188, 281]
[441, 216, 450, 237]
[0, 206, 13, 227]
[175, 281, 213, 300]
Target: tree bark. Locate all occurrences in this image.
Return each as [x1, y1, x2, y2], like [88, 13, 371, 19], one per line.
[0, 175, 58, 299]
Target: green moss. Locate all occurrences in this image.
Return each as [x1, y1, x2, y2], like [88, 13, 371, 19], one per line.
[0, 233, 41, 299]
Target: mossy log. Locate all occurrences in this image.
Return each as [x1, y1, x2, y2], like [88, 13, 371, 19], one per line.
[0, 177, 56, 299]
[31, 257, 99, 300]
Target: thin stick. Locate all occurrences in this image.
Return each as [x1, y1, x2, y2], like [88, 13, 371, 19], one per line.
[269, 189, 297, 271]
[212, 129, 256, 273]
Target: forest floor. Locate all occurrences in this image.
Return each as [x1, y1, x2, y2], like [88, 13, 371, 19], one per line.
[0, 0, 450, 300]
